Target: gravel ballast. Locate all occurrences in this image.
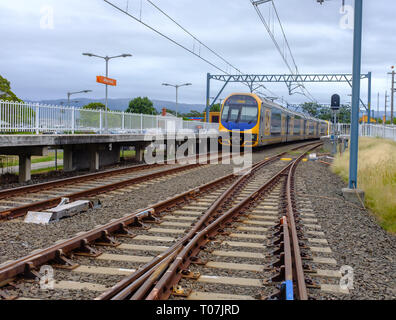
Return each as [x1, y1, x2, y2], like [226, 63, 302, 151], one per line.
[295, 160, 396, 300]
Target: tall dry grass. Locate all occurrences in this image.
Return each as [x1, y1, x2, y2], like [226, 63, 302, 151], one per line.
[332, 137, 396, 234]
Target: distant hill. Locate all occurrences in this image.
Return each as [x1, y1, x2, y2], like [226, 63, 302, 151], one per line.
[25, 98, 206, 114]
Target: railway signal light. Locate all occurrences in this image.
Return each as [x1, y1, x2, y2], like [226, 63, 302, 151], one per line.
[331, 94, 341, 110]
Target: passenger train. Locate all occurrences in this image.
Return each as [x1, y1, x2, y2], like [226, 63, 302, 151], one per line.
[218, 93, 329, 148]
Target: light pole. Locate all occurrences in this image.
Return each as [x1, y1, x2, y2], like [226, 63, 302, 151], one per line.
[83, 53, 132, 132]
[210, 97, 224, 107]
[67, 90, 92, 105]
[162, 83, 192, 117]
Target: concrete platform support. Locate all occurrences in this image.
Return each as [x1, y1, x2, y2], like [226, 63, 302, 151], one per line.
[18, 155, 31, 183]
[134, 145, 145, 162]
[62, 144, 121, 172]
[63, 146, 74, 172]
[90, 149, 100, 172]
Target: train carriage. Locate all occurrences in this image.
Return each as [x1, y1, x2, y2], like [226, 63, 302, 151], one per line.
[219, 93, 328, 148]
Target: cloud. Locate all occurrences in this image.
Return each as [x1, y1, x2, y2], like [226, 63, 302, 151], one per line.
[0, 0, 394, 110]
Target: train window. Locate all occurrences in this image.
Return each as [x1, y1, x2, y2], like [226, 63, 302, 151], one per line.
[240, 106, 258, 123]
[229, 108, 240, 122]
[271, 110, 282, 134]
[221, 95, 258, 125]
[294, 116, 301, 135]
[221, 106, 230, 122]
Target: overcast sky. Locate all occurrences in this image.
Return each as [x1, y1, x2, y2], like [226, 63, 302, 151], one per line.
[0, 0, 395, 110]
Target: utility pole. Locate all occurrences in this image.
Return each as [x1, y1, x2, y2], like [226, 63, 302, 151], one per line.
[389, 66, 395, 125]
[385, 90, 389, 124]
[377, 92, 379, 121]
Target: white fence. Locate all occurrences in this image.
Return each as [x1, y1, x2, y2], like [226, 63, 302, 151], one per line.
[0, 100, 218, 134]
[360, 124, 396, 141]
[331, 123, 396, 142]
[332, 123, 351, 136]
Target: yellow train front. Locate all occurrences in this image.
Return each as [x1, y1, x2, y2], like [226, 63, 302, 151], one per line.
[219, 93, 328, 148]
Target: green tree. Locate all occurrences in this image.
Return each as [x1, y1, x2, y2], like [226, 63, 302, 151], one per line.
[337, 104, 352, 123]
[165, 109, 177, 116]
[183, 110, 203, 118]
[210, 103, 221, 112]
[127, 97, 157, 115]
[301, 102, 351, 123]
[0, 75, 22, 102]
[80, 102, 114, 130]
[0, 75, 34, 128]
[301, 102, 321, 118]
[82, 102, 108, 111]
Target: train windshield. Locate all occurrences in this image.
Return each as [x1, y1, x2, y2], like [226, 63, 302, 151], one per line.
[221, 96, 258, 124]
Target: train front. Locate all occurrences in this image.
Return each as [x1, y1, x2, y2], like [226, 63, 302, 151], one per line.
[218, 93, 260, 148]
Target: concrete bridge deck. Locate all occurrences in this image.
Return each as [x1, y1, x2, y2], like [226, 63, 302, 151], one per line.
[0, 132, 220, 182]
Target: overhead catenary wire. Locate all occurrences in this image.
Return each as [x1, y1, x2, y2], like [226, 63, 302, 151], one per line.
[249, 0, 316, 102]
[103, 0, 281, 100]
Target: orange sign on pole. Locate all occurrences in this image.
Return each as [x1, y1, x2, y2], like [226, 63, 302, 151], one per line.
[96, 76, 117, 86]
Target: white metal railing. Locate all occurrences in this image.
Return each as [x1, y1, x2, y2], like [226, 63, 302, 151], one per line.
[332, 123, 351, 136]
[0, 100, 218, 134]
[360, 124, 396, 141]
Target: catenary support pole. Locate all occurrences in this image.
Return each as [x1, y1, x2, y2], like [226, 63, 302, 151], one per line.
[206, 73, 211, 123]
[367, 71, 371, 126]
[348, 0, 363, 189]
[391, 70, 395, 124]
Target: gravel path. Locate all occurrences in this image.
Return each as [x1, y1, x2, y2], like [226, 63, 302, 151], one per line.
[296, 161, 396, 300]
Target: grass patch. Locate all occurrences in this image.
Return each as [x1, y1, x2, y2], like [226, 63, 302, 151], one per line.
[121, 150, 136, 158]
[31, 166, 63, 175]
[0, 152, 64, 168]
[332, 137, 396, 234]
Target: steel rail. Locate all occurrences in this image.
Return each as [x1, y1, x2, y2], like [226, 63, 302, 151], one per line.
[0, 142, 319, 297]
[98, 153, 284, 300]
[285, 150, 309, 300]
[0, 170, 238, 283]
[145, 159, 295, 300]
[0, 151, 225, 200]
[144, 143, 320, 300]
[0, 163, 161, 201]
[281, 216, 294, 300]
[98, 141, 320, 300]
[0, 152, 234, 221]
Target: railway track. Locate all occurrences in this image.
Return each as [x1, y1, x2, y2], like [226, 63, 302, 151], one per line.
[0, 141, 348, 301]
[0, 152, 237, 221]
